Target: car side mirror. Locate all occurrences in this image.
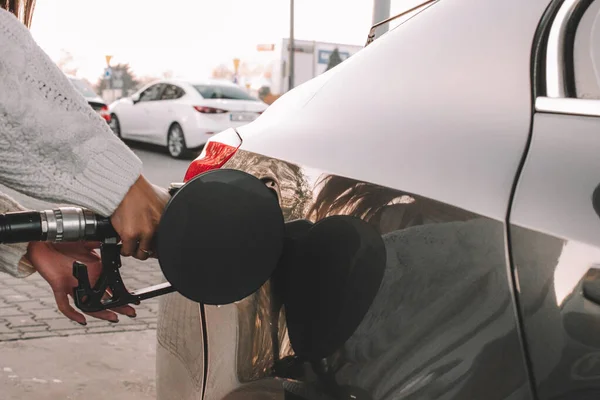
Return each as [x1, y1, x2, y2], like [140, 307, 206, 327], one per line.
[131, 93, 140, 104]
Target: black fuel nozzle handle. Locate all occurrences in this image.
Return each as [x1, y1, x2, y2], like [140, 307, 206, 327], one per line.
[68, 212, 180, 313]
[0, 202, 181, 313]
[72, 240, 175, 313]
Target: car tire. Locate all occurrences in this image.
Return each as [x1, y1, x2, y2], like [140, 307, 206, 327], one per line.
[167, 123, 189, 159]
[110, 114, 121, 138]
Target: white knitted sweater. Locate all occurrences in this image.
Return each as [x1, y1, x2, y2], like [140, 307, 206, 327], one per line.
[0, 9, 143, 277]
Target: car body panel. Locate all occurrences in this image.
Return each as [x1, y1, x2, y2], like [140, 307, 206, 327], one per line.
[155, 0, 560, 398]
[236, 0, 551, 221]
[509, 113, 600, 400]
[156, 292, 205, 400]
[196, 150, 532, 400]
[112, 97, 148, 136]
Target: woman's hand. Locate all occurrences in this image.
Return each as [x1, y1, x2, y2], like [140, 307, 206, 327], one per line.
[110, 175, 170, 261]
[25, 241, 136, 325]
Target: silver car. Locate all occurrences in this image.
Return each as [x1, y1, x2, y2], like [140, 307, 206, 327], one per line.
[156, 0, 600, 399]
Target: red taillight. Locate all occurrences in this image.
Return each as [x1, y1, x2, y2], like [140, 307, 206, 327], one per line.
[183, 129, 242, 182]
[193, 105, 228, 114]
[100, 105, 111, 123]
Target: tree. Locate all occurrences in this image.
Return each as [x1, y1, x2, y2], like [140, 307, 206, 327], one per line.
[211, 64, 233, 80]
[56, 49, 78, 76]
[95, 63, 140, 97]
[325, 48, 343, 72]
[136, 75, 160, 89]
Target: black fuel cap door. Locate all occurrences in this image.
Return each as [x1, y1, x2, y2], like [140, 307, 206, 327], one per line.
[279, 215, 387, 360]
[157, 169, 285, 305]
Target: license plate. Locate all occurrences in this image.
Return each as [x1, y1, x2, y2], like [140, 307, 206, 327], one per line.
[230, 112, 256, 122]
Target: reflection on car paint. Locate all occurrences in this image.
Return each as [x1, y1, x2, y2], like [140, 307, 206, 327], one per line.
[201, 150, 531, 400]
[511, 226, 600, 400]
[156, 291, 205, 399]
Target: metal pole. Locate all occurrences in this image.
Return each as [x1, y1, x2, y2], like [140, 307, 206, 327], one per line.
[372, 0, 391, 38]
[288, 0, 295, 91]
[109, 71, 114, 103]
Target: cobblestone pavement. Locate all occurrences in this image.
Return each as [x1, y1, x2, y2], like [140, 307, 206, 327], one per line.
[0, 257, 165, 342]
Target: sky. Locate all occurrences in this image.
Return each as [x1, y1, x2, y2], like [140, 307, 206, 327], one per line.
[29, 0, 420, 83]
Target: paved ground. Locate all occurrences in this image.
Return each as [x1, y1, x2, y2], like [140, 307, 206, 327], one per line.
[0, 330, 156, 400]
[0, 144, 193, 399]
[0, 257, 163, 341]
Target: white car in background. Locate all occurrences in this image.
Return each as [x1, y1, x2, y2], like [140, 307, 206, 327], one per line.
[108, 79, 268, 158]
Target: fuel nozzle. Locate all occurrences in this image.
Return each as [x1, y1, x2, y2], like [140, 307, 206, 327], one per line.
[40, 207, 117, 242]
[0, 206, 116, 244]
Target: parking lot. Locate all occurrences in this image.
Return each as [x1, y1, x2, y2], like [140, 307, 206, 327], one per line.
[0, 144, 192, 400]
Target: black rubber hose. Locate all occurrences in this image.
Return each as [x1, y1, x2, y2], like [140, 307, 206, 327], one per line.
[0, 211, 118, 244]
[0, 212, 45, 244]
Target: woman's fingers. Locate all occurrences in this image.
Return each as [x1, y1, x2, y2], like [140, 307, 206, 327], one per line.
[58, 290, 119, 323]
[120, 236, 141, 258]
[54, 292, 87, 325]
[111, 305, 137, 318]
[134, 234, 154, 261]
[86, 310, 120, 323]
[101, 289, 137, 318]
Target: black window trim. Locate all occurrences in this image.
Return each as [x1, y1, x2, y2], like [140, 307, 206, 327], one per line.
[536, 0, 599, 117]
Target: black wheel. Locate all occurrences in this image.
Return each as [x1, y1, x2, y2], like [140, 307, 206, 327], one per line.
[110, 114, 121, 138]
[167, 123, 189, 159]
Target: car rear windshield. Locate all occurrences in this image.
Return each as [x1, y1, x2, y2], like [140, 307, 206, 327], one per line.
[194, 84, 258, 101]
[69, 78, 99, 99]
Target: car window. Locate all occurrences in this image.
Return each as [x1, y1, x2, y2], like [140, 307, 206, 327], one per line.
[160, 85, 185, 100]
[194, 84, 258, 101]
[573, 0, 600, 99]
[139, 84, 164, 102]
[68, 78, 99, 99]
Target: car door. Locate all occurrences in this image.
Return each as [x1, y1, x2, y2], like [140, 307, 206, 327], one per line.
[127, 83, 165, 140]
[146, 84, 187, 145]
[509, 1, 600, 399]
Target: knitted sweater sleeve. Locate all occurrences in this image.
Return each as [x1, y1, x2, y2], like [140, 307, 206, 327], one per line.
[0, 9, 143, 217]
[0, 191, 35, 278]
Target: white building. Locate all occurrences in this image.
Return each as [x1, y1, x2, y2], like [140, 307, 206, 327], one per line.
[253, 39, 363, 96]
